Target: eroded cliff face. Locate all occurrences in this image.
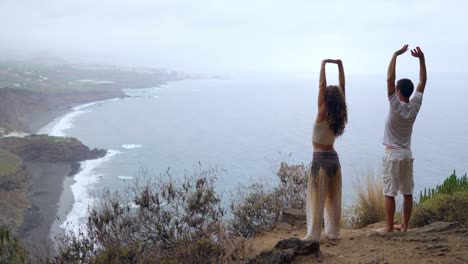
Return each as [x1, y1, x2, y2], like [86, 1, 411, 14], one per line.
[0, 135, 106, 234]
[0, 135, 106, 162]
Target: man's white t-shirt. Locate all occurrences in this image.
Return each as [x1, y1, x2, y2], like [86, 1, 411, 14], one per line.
[383, 91, 423, 149]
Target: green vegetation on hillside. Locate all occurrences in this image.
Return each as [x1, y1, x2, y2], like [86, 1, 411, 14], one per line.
[419, 171, 468, 203]
[0, 227, 27, 264]
[412, 171, 468, 227]
[33, 134, 74, 143]
[0, 149, 22, 177]
[344, 169, 468, 229]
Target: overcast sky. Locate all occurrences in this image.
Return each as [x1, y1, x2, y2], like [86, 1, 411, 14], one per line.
[1, 0, 467, 75]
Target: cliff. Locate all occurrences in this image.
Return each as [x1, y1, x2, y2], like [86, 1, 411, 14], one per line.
[248, 221, 468, 263]
[0, 135, 106, 237]
[0, 135, 106, 163]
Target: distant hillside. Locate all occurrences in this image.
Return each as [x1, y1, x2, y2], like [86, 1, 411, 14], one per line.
[0, 60, 209, 133]
[0, 87, 124, 133]
[0, 60, 191, 91]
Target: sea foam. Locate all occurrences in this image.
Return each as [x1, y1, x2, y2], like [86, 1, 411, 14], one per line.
[48, 109, 91, 137]
[122, 144, 142, 149]
[123, 86, 161, 98]
[117, 176, 134, 180]
[60, 149, 121, 235]
[39, 97, 121, 136]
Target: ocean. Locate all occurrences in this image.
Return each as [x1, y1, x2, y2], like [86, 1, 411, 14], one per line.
[39, 74, 468, 234]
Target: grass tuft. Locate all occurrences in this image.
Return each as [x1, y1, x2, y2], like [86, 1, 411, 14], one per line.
[346, 169, 385, 228]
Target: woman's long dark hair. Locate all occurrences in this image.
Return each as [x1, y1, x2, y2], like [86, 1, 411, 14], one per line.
[325, 85, 347, 136]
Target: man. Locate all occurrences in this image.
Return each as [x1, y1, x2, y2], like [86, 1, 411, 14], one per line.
[377, 44, 427, 234]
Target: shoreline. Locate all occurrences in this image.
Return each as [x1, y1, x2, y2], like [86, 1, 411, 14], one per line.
[17, 90, 130, 246]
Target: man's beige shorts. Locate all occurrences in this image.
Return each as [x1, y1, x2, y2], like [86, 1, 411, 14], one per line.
[382, 148, 414, 197]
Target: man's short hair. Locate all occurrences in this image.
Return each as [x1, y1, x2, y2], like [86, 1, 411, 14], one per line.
[396, 78, 414, 98]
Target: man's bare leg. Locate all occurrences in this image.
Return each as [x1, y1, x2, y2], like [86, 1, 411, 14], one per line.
[395, 194, 413, 231]
[375, 195, 395, 234]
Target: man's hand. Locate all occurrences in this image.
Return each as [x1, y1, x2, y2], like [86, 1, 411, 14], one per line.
[411, 46, 425, 59]
[394, 44, 409, 56]
[413, 46, 427, 93]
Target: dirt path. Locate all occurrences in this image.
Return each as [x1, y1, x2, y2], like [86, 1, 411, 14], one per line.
[248, 222, 468, 263]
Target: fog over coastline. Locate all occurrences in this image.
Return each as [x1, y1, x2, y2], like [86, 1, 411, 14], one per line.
[1, 0, 467, 75]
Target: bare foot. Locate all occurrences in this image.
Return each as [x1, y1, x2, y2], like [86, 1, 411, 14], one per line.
[302, 236, 316, 242]
[394, 224, 407, 232]
[327, 234, 341, 241]
[374, 227, 394, 235]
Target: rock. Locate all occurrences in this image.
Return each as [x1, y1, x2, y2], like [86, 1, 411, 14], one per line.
[415, 222, 462, 234]
[247, 249, 295, 264]
[247, 238, 319, 264]
[281, 208, 306, 226]
[274, 238, 319, 254]
[275, 221, 292, 230]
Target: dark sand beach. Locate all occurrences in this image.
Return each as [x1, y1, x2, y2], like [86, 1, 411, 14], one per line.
[20, 162, 74, 247]
[0, 90, 123, 248]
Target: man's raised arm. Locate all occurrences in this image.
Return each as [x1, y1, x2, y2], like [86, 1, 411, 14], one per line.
[411, 47, 427, 94]
[387, 44, 409, 97]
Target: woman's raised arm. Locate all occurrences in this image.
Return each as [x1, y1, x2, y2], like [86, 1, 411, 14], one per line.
[316, 60, 329, 122]
[336, 59, 345, 95]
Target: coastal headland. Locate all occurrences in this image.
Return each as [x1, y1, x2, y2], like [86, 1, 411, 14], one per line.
[0, 59, 195, 245]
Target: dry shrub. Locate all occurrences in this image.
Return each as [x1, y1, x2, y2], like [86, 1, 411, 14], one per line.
[276, 162, 308, 210]
[346, 169, 385, 228]
[230, 182, 283, 238]
[37, 161, 309, 261]
[42, 166, 247, 264]
[230, 162, 308, 237]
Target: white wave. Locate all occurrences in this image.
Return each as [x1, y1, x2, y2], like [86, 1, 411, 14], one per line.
[117, 176, 134, 180]
[38, 98, 122, 135]
[48, 109, 92, 137]
[2, 131, 29, 138]
[123, 87, 162, 98]
[60, 149, 121, 236]
[93, 81, 115, 84]
[128, 202, 139, 209]
[122, 144, 142, 149]
[73, 98, 121, 111]
[123, 87, 158, 92]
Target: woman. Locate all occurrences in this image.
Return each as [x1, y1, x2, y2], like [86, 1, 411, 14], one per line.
[304, 59, 347, 242]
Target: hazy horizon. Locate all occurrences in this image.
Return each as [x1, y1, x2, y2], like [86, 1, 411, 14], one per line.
[1, 0, 467, 75]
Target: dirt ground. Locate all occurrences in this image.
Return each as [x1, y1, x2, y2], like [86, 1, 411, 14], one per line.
[247, 222, 468, 264]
